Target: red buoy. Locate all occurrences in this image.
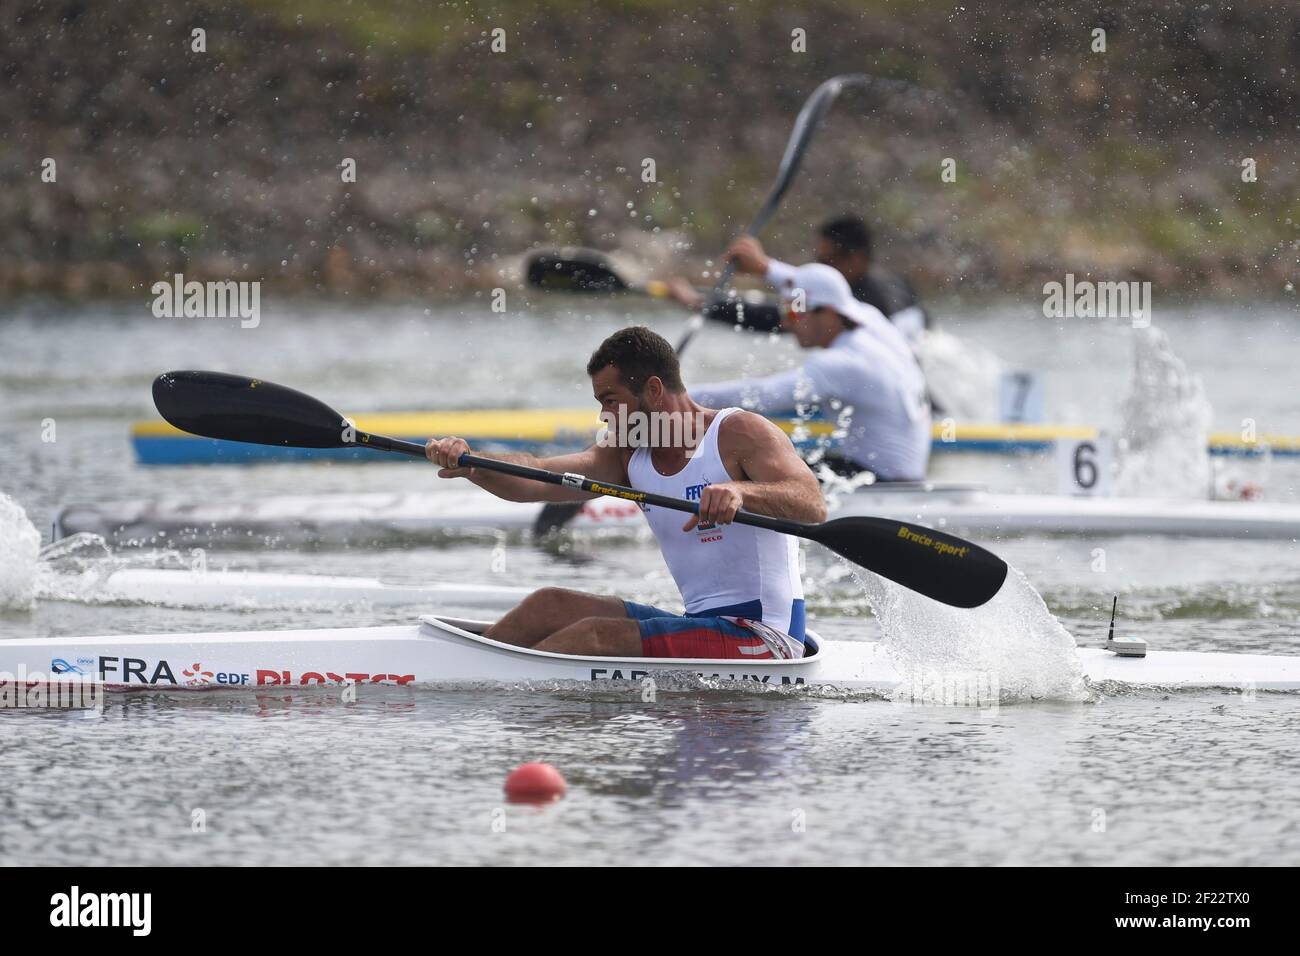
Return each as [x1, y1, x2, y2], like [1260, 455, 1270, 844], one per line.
[504, 762, 567, 803]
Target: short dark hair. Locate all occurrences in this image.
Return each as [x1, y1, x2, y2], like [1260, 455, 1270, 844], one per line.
[818, 215, 872, 257]
[586, 326, 684, 393]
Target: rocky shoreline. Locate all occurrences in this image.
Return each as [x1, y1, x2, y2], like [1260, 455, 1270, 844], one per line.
[2, 0, 1296, 300]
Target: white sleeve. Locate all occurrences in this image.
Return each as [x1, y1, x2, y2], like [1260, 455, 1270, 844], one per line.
[799, 349, 860, 400]
[764, 258, 799, 292]
[889, 305, 926, 344]
[807, 346, 896, 410]
[691, 365, 817, 415]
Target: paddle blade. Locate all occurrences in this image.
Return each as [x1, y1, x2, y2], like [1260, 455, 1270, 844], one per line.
[152, 371, 352, 449]
[807, 515, 1008, 608]
[525, 248, 628, 293]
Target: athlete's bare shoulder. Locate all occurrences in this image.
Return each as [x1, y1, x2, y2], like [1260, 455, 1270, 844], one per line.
[716, 407, 788, 452]
[714, 408, 806, 483]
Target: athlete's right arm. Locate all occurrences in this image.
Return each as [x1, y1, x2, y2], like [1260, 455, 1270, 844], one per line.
[697, 255, 799, 332]
[425, 437, 628, 503]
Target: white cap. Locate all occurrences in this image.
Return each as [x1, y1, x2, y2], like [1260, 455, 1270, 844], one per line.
[775, 262, 880, 326]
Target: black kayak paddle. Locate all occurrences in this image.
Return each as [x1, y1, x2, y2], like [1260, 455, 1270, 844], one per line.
[152, 370, 1009, 609]
[524, 248, 671, 297]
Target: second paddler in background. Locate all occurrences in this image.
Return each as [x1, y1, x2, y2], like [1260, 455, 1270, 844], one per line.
[666, 215, 930, 345]
[689, 261, 931, 482]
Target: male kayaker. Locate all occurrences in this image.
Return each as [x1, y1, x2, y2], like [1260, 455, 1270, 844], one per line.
[667, 215, 929, 344]
[426, 326, 823, 660]
[691, 262, 931, 481]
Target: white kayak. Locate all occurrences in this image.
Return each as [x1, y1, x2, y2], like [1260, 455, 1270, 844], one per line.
[4, 615, 1298, 693]
[37, 567, 530, 611]
[52, 482, 1300, 546]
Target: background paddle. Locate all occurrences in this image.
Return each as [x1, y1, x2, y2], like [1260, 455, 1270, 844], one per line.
[675, 73, 897, 354]
[523, 77, 903, 352]
[153, 370, 1009, 609]
[525, 247, 671, 298]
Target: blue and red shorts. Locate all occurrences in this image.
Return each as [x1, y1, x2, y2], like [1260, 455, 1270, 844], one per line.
[623, 600, 791, 659]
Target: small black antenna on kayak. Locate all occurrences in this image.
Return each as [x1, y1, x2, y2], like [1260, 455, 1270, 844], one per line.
[1104, 595, 1146, 658]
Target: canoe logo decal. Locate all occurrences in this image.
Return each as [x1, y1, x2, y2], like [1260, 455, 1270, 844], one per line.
[50, 658, 86, 676]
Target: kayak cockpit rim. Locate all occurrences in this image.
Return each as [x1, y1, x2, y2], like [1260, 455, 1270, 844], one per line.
[419, 615, 825, 667]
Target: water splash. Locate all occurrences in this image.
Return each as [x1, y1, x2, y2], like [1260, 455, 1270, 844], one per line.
[0, 492, 42, 610]
[917, 328, 1004, 420]
[1114, 326, 1212, 499]
[38, 531, 116, 572]
[32, 532, 126, 603]
[815, 462, 878, 513]
[853, 564, 1088, 704]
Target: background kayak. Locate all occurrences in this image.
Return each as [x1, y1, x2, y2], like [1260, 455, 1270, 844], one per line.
[129, 410, 1299, 464]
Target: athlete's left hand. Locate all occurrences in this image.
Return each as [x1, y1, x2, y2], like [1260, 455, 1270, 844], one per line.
[684, 482, 744, 530]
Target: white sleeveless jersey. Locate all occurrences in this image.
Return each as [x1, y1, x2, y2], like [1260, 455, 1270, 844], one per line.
[626, 407, 806, 640]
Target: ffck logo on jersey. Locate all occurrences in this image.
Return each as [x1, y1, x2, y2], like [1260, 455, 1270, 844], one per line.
[684, 480, 720, 535]
[684, 481, 710, 500]
[49, 886, 151, 936]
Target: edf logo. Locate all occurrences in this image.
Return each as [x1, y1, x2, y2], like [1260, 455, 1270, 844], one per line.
[684, 481, 710, 501]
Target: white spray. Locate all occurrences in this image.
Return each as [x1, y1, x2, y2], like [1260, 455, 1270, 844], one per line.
[0, 493, 41, 610]
[1114, 326, 1212, 499]
[855, 565, 1088, 704]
